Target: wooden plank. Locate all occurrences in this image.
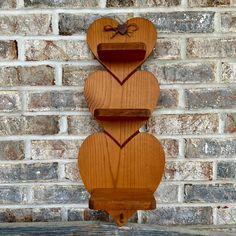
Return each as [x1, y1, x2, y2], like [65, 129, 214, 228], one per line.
[89, 188, 155, 210]
[97, 42, 146, 61]
[94, 108, 151, 120]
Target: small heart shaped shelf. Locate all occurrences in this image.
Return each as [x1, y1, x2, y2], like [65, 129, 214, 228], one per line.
[87, 17, 157, 83]
[78, 17, 165, 226]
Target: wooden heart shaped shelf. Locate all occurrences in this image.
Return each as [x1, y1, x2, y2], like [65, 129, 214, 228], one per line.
[78, 17, 165, 226]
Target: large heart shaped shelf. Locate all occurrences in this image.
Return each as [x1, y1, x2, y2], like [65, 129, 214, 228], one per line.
[78, 132, 165, 193]
[87, 17, 157, 83]
[84, 70, 160, 145]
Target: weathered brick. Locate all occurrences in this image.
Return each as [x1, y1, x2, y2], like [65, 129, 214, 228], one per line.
[0, 41, 17, 60]
[143, 62, 216, 84]
[0, 66, 55, 86]
[25, 40, 92, 61]
[0, 162, 58, 183]
[155, 184, 179, 203]
[0, 141, 24, 160]
[142, 12, 214, 33]
[153, 39, 181, 60]
[141, 206, 213, 225]
[0, 208, 61, 223]
[232, 0, 236, 6]
[0, 116, 59, 136]
[224, 113, 236, 133]
[59, 14, 132, 35]
[0, 15, 52, 36]
[68, 115, 102, 136]
[84, 209, 110, 222]
[24, 0, 99, 8]
[187, 38, 236, 58]
[27, 91, 86, 111]
[217, 161, 236, 179]
[31, 140, 82, 160]
[148, 114, 218, 135]
[106, 0, 180, 7]
[222, 63, 236, 83]
[0, 92, 21, 112]
[216, 206, 236, 225]
[68, 208, 84, 221]
[33, 185, 89, 204]
[64, 162, 81, 182]
[188, 0, 230, 7]
[84, 209, 138, 223]
[185, 88, 236, 109]
[184, 184, 236, 203]
[185, 138, 236, 158]
[221, 12, 236, 33]
[62, 65, 102, 86]
[160, 139, 179, 158]
[0, 186, 27, 204]
[0, 0, 16, 8]
[158, 89, 178, 108]
[165, 161, 213, 181]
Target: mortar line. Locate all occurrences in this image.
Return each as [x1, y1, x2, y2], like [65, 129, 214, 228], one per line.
[0, 179, 236, 186]
[178, 184, 184, 203]
[4, 33, 236, 40]
[213, 207, 218, 225]
[0, 83, 235, 91]
[219, 113, 226, 134]
[100, 0, 107, 8]
[16, 38, 25, 61]
[1, 7, 236, 14]
[0, 133, 235, 141]
[1, 58, 236, 67]
[0, 202, 235, 209]
[0, 157, 236, 164]
[178, 138, 185, 159]
[52, 11, 59, 35]
[59, 116, 68, 134]
[55, 64, 62, 86]
[16, 0, 24, 9]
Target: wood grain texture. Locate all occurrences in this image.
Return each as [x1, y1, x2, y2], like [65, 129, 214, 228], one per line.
[87, 17, 157, 83]
[84, 70, 159, 144]
[90, 188, 155, 210]
[78, 132, 165, 193]
[94, 108, 151, 120]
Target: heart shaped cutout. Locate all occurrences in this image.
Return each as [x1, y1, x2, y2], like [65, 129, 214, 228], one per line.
[87, 17, 157, 83]
[84, 70, 160, 145]
[78, 132, 165, 193]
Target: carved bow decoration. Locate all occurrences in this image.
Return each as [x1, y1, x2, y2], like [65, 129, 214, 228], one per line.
[104, 23, 139, 39]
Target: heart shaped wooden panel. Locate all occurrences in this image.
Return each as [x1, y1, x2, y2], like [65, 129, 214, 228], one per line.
[87, 17, 157, 83]
[78, 132, 165, 193]
[84, 70, 160, 145]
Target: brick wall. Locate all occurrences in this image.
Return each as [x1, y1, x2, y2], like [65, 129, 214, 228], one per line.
[0, 0, 235, 225]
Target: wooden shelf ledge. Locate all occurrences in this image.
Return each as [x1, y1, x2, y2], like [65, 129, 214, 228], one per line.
[89, 188, 156, 210]
[94, 108, 151, 120]
[97, 42, 146, 61]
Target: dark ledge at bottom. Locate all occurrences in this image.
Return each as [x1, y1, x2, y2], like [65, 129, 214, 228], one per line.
[0, 221, 235, 236]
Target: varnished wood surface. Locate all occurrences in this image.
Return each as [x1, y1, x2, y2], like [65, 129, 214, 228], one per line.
[90, 188, 156, 210]
[87, 17, 157, 83]
[84, 70, 159, 145]
[94, 108, 151, 120]
[78, 132, 165, 193]
[97, 42, 146, 61]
